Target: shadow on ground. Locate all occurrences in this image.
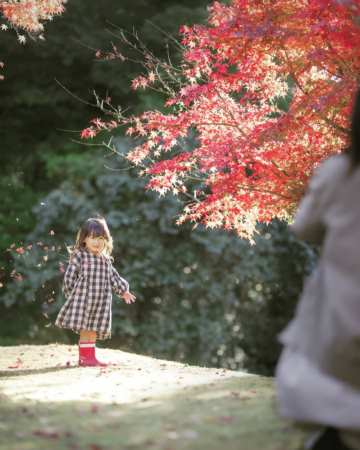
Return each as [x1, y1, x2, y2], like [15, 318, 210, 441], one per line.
[0, 365, 77, 378]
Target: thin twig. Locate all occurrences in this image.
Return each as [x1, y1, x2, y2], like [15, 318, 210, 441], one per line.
[54, 78, 96, 107]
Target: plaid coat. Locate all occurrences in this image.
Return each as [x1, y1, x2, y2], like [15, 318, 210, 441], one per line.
[55, 248, 129, 340]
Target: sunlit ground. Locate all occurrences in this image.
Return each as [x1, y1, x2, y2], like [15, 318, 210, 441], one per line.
[0, 344, 249, 403]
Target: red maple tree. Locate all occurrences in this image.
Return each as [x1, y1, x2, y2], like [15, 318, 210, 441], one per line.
[0, 0, 66, 78]
[83, 0, 360, 239]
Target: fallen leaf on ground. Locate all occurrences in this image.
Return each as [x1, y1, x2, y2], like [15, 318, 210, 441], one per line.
[33, 427, 60, 439]
[218, 415, 234, 424]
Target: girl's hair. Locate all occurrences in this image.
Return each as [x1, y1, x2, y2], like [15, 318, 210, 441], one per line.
[347, 88, 360, 167]
[70, 216, 113, 258]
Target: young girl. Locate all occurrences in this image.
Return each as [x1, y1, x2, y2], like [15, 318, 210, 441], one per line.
[55, 217, 136, 367]
[275, 89, 360, 450]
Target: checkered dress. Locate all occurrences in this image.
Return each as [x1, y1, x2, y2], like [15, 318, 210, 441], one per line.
[55, 249, 129, 340]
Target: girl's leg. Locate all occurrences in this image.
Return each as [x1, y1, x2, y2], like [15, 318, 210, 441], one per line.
[78, 330, 107, 367]
[80, 330, 96, 341]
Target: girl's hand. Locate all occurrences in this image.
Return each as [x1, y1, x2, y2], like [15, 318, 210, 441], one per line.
[121, 291, 136, 304]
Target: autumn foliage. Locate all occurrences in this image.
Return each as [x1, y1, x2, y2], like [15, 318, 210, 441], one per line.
[0, 0, 66, 35]
[0, 0, 66, 77]
[83, 0, 360, 239]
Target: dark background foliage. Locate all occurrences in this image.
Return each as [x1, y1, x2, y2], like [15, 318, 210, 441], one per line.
[0, 0, 316, 375]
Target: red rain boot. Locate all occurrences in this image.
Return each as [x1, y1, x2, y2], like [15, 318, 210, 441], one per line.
[78, 341, 108, 367]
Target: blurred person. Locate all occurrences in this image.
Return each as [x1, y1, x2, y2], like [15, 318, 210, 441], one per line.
[276, 89, 360, 450]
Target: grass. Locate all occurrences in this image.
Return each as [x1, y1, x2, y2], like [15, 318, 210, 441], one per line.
[0, 344, 305, 450]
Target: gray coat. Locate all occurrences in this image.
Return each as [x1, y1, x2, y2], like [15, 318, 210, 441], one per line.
[276, 154, 360, 446]
[279, 153, 360, 390]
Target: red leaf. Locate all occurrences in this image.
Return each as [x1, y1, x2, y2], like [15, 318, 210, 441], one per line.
[90, 404, 99, 414]
[7, 357, 23, 369]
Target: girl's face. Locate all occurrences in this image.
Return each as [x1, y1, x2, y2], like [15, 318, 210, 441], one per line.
[84, 234, 106, 256]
